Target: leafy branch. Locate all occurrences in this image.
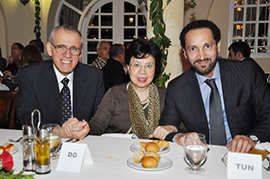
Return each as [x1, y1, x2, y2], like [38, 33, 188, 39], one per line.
[33, 0, 41, 40]
[138, 0, 171, 88]
[0, 169, 35, 179]
[138, 0, 196, 88]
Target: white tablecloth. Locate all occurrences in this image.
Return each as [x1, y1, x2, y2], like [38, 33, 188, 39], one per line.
[0, 129, 269, 179]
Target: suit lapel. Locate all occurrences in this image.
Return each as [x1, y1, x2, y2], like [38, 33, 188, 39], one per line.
[42, 61, 60, 105]
[42, 61, 61, 120]
[219, 59, 237, 110]
[73, 63, 88, 117]
[184, 70, 209, 132]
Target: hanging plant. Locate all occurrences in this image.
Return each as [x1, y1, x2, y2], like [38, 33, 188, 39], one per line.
[138, 0, 196, 88]
[33, 0, 41, 40]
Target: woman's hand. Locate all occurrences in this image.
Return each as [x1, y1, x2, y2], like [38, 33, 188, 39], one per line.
[62, 118, 90, 140]
[149, 125, 177, 140]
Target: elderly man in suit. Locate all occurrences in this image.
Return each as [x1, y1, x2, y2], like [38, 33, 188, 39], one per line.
[91, 41, 111, 70]
[150, 20, 270, 153]
[17, 25, 105, 139]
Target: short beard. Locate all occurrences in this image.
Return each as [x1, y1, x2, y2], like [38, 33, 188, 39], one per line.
[187, 52, 218, 76]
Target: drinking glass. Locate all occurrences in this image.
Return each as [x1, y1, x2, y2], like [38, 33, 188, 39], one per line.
[183, 133, 207, 174]
[42, 124, 62, 160]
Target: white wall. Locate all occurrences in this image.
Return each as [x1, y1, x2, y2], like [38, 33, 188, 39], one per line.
[0, 0, 52, 59]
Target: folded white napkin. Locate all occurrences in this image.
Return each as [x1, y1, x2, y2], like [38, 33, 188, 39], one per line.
[101, 133, 138, 139]
[255, 142, 270, 152]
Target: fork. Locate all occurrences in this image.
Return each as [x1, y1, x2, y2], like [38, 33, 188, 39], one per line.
[9, 137, 23, 142]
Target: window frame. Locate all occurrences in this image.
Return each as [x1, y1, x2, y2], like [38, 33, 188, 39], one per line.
[228, 0, 270, 58]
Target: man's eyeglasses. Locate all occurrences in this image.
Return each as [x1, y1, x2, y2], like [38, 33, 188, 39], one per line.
[52, 43, 81, 56]
[129, 62, 155, 73]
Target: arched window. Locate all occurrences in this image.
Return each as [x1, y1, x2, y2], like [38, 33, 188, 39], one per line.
[228, 0, 270, 58]
[55, 0, 147, 64]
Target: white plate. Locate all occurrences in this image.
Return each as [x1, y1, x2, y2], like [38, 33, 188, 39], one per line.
[130, 143, 170, 154]
[8, 146, 18, 155]
[127, 157, 173, 171]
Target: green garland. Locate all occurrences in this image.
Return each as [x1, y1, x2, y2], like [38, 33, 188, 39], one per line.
[138, 0, 196, 88]
[0, 169, 34, 179]
[33, 0, 41, 40]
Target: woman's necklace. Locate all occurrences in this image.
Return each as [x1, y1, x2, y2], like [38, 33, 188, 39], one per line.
[141, 95, 149, 104]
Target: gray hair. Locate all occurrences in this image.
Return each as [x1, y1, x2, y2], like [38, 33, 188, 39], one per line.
[96, 41, 108, 51]
[48, 25, 83, 48]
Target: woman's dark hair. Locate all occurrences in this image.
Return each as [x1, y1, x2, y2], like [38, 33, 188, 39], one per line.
[20, 45, 43, 68]
[180, 19, 221, 49]
[125, 38, 161, 79]
[14, 42, 24, 50]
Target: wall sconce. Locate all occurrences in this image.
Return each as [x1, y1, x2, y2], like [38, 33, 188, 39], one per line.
[20, 0, 30, 6]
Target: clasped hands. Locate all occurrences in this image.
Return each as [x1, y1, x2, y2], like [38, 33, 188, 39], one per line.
[150, 126, 256, 153]
[61, 118, 90, 140]
[60, 121, 256, 152]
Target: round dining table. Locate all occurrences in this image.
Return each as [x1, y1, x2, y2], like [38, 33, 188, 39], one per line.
[1, 129, 269, 179]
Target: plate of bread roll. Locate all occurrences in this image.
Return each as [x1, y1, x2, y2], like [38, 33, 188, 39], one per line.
[130, 140, 170, 154]
[0, 143, 18, 155]
[127, 149, 173, 171]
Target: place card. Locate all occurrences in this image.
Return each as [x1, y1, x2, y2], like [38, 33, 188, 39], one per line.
[227, 152, 262, 179]
[56, 143, 93, 173]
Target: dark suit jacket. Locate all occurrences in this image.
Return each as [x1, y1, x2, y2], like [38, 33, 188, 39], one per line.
[243, 57, 266, 81]
[17, 60, 105, 126]
[160, 58, 270, 143]
[102, 58, 129, 91]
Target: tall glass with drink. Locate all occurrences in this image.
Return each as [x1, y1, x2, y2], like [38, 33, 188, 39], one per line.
[35, 128, 51, 174]
[42, 124, 62, 160]
[183, 133, 207, 174]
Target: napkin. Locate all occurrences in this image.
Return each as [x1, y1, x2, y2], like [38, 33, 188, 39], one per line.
[101, 133, 138, 139]
[255, 142, 270, 153]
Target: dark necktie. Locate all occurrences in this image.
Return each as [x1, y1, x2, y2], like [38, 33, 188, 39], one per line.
[205, 79, 227, 145]
[60, 78, 72, 124]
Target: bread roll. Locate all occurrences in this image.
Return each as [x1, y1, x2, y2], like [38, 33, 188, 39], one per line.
[140, 142, 147, 149]
[142, 156, 158, 168]
[145, 151, 160, 162]
[153, 140, 169, 148]
[1, 143, 14, 152]
[145, 142, 159, 152]
[133, 150, 145, 163]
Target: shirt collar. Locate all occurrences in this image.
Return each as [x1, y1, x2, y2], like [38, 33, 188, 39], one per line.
[53, 64, 74, 84]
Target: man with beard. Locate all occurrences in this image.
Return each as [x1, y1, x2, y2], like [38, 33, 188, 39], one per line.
[150, 20, 270, 153]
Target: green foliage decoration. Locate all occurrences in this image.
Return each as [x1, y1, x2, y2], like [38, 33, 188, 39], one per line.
[33, 0, 41, 40]
[0, 169, 35, 179]
[138, 0, 196, 88]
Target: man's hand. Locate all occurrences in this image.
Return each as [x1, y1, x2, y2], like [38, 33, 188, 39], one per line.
[62, 118, 90, 140]
[149, 125, 177, 140]
[3, 70, 13, 79]
[226, 135, 255, 153]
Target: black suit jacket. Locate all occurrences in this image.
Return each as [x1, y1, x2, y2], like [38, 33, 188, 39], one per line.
[243, 57, 266, 81]
[17, 60, 105, 126]
[160, 58, 270, 143]
[102, 58, 129, 91]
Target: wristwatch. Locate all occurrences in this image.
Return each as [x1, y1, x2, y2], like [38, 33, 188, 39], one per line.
[249, 135, 260, 144]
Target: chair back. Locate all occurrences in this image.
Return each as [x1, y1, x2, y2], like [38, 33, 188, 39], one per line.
[0, 90, 18, 129]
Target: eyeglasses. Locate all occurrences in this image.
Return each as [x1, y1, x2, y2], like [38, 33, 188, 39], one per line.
[129, 62, 155, 73]
[52, 43, 81, 56]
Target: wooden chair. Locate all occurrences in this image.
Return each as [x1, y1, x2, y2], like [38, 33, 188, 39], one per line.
[0, 90, 18, 129]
